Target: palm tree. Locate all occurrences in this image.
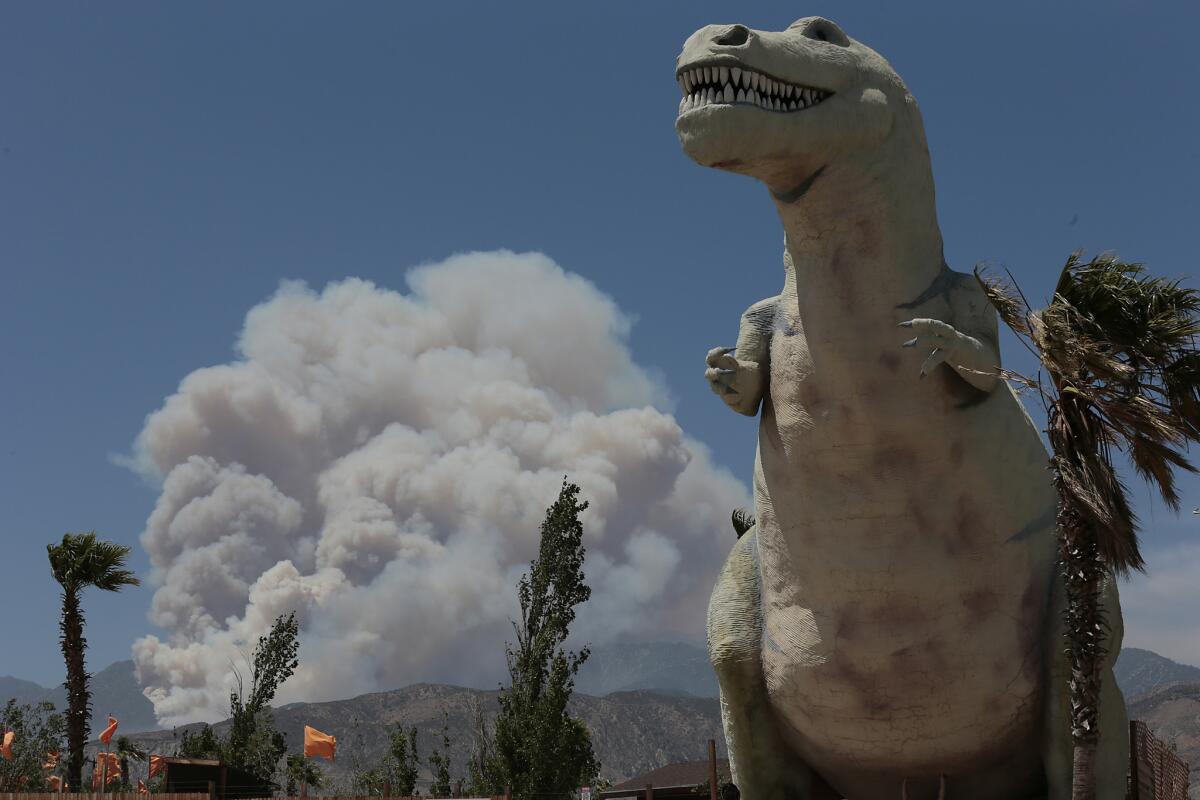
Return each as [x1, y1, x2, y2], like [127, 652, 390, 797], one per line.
[46, 532, 140, 791]
[977, 252, 1200, 800]
[115, 735, 148, 787]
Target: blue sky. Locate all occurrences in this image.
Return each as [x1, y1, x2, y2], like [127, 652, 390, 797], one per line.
[2, 0, 1198, 689]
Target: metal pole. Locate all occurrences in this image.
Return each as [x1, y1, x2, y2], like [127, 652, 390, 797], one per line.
[645, 783, 653, 800]
[707, 739, 718, 800]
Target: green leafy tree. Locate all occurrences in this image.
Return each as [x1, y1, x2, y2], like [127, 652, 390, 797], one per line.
[481, 480, 599, 800]
[176, 724, 222, 760]
[284, 753, 323, 795]
[46, 532, 140, 790]
[384, 724, 421, 796]
[222, 612, 296, 783]
[175, 613, 298, 787]
[426, 720, 453, 797]
[979, 253, 1200, 800]
[0, 700, 67, 792]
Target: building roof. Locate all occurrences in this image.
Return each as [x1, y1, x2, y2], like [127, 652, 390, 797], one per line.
[610, 759, 731, 792]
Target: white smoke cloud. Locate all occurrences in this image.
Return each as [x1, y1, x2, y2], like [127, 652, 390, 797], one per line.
[128, 251, 749, 725]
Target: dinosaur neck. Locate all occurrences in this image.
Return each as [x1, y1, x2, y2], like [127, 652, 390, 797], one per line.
[770, 138, 945, 340]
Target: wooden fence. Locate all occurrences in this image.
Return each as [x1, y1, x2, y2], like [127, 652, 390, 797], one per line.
[1129, 720, 1191, 800]
[0, 796, 503, 800]
[0, 795, 208, 800]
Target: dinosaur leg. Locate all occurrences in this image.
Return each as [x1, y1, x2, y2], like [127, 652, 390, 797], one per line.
[708, 529, 828, 800]
[1041, 571, 1129, 800]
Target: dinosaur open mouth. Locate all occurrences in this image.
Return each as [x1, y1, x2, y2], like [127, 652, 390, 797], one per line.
[676, 63, 832, 114]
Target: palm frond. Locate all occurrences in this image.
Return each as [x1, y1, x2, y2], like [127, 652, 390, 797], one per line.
[981, 251, 1200, 575]
[47, 532, 140, 593]
[975, 265, 1032, 339]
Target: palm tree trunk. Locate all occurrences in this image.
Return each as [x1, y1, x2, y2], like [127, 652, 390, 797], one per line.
[1055, 469, 1107, 800]
[1072, 740, 1098, 800]
[59, 586, 91, 791]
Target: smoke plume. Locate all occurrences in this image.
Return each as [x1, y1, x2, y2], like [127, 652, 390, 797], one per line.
[127, 251, 747, 724]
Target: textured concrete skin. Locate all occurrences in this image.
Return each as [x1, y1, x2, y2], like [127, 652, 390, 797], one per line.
[676, 17, 1128, 800]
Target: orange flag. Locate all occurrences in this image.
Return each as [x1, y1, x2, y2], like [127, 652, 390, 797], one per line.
[48, 775, 63, 791]
[99, 715, 118, 744]
[1, 730, 13, 760]
[149, 754, 165, 778]
[44, 750, 59, 770]
[138, 779, 149, 795]
[303, 725, 336, 761]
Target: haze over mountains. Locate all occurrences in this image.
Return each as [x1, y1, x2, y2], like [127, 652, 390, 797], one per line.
[0, 659, 159, 733]
[4, 643, 1197, 788]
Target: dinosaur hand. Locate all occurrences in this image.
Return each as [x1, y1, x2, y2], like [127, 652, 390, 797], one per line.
[706, 346, 764, 416]
[897, 318, 968, 378]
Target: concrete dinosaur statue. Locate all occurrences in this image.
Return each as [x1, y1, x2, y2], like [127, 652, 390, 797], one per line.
[675, 16, 1128, 800]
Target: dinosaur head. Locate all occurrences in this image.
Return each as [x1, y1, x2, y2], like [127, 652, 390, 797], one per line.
[675, 17, 916, 189]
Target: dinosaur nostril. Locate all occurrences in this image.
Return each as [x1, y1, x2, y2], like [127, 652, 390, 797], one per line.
[714, 24, 750, 47]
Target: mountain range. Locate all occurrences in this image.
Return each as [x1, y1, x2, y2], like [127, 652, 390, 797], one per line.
[0, 659, 159, 734]
[114, 683, 724, 786]
[5, 643, 1197, 790]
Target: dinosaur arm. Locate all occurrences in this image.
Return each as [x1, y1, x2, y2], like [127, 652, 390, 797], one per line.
[707, 296, 777, 416]
[898, 281, 1001, 393]
[946, 282, 1002, 392]
[899, 318, 1000, 393]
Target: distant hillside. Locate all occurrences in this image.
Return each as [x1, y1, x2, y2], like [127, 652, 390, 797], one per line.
[8, 643, 1198, 792]
[577, 642, 718, 698]
[0, 660, 158, 734]
[0, 675, 50, 707]
[109, 683, 724, 787]
[1114, 648, 1200, 701]
[1127, 681, 1200, 800]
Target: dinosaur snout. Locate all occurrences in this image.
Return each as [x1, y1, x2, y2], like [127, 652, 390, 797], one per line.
[714, 24, 751, 47]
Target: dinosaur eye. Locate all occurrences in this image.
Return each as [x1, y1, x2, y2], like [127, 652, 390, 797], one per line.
[801, 18, 849, 46]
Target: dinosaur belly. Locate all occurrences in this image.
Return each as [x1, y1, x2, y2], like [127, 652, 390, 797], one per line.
[753, 349, 1059, 781]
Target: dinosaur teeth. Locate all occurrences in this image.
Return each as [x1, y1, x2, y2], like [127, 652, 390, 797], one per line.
[676, 63, 833, 114]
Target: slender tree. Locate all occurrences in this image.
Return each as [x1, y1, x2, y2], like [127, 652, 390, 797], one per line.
[482, 480, 599, 800]
[426, 718, 453, 798]
[978, 252, 1200, 799]
[384, 724, 421, 797]
[46, 532, 139, 791]
[465, 698, 500, 796]
[178, 613, 297, 786]
[115, 735, 147, 787]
